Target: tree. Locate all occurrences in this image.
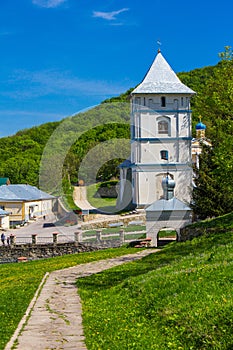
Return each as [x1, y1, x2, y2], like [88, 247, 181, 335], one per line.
[192, 119, 233, 218]
[218, 46, 233, 61]
[190, 47, 233, 219]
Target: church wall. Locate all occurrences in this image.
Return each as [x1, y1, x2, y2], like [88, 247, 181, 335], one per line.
[173, 169, 192, 203]
[178, 140, 192, 163]
[139, 140, 191, 164]
[133, 111, 191, 139]
[132, 165, 192, 206]
[140, 142, 173, 163]
[132, 94, 191, 111]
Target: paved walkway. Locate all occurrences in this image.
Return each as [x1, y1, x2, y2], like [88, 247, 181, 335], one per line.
[73, 186, 95, 211]
[5, 249, 158, 350]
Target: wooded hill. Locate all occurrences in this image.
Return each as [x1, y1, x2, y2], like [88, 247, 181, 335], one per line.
[0, 47, 232, 219]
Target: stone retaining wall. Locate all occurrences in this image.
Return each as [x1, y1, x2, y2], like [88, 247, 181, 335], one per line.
[0, 242, 100, 264]
[81, 214, 146, 230]
[180, 225, 229, 242]
[180, 226, 203, 241]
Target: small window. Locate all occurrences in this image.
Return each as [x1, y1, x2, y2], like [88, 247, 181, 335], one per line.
[161, 96, 166, 107]
[158, 120, 168, 134]
[148, 98, 153, 108]
[181, 97, 184, 106]
[174, 99, 178, 109]
[160, 150, 168, 160]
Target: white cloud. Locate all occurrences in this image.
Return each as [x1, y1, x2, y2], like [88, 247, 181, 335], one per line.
[93, 8, 129, 21]
[0, 109, 63, 119]
[0, 31, 11, 36]
[3, 69, 128, 99]
[32, 0, 67, 8]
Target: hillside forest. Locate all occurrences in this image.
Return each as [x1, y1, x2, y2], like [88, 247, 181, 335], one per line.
[0, 47, 232, 219]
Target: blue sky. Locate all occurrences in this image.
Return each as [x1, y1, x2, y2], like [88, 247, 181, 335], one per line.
[0, 0, 232, 137]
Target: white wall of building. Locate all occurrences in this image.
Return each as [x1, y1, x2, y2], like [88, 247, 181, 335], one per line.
[0, 215, 9, 229]
[132, 166, 192, 206]
[119, 51, 195, 209]
[24, 199, 54, 221]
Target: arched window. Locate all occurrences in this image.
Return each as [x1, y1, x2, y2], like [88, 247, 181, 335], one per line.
[161, 96, 166, 107]
[158, 120, 169, 134]
[157, 116, 171, 136]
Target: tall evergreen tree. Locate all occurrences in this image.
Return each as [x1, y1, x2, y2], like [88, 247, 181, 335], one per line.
[191, 47, 233, 218]
[192, 119, 233, 219]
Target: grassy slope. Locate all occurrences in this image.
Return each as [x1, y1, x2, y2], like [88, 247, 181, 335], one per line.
[77, 212, 233, 350]
[0, 247, 136, 350]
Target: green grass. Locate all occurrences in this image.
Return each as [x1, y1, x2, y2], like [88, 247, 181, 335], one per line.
[82, 225, 146, 236]
[158, 229, 177, 238]
[2, 212, 233, 349]
[190, 212, 233, 230]
[77, 213, 233, 350]
[124, 233, 146, 240]
[0, 247, 136, 350]
[82, 225, 146, 242]
[62, 184, 80, 211]
[82, 226, 174, 242]
[86, 183, 117, 212]
[124, 225, 146, 232]
[82, 226, 174, 237]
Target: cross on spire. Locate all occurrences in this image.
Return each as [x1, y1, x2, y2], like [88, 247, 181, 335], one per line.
[157, 40, 162, 53]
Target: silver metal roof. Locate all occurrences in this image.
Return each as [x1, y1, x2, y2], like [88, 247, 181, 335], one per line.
[132, 52, 195, 95]
[118, 159, 132, 168]
[0, 184, 55, 202]
[146, 197, 191, 212]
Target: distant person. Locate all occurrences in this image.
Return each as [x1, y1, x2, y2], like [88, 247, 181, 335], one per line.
[7, 236, 10, 246]
[1, 233, 6, 245]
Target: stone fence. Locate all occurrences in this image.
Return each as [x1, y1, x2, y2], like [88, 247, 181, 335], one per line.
[0, 229, 146, 263]
[0, 241, 99, 264]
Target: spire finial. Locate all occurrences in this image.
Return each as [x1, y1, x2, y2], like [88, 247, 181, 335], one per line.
[157, 40, 162, 53]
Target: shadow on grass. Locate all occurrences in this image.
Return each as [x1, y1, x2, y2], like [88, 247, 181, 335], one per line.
[77, 228, 233, 292]
[95, 205, 120, 214]
[191, 212, 233, 229]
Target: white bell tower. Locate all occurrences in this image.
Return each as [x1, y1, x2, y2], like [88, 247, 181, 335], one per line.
[130, 50, 196, 207]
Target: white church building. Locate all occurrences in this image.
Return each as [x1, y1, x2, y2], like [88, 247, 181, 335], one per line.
[118, 50, 196, 209]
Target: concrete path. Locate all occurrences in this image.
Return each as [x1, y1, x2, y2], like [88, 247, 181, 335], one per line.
[73, 186, 95, 211]
[5, 249, 158, 350]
